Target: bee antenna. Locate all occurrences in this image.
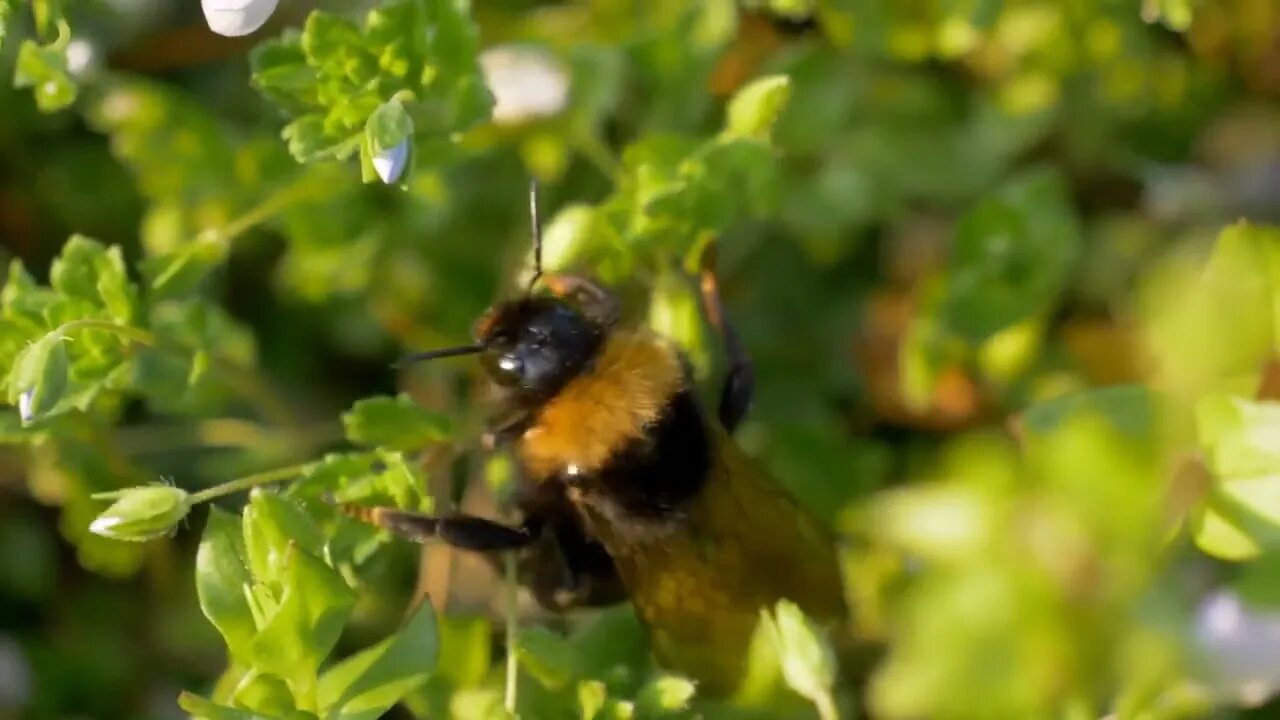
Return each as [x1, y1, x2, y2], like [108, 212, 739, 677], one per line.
[526, 178, 542, 293]
[393, 343, 484, 368]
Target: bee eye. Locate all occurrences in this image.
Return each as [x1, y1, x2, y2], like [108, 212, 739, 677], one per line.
[498, 354, 523, 375]
[482, 350, 524, 386]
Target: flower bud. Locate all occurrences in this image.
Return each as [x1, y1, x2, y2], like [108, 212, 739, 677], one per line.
[372, 138, 409, 185]
[89, 485, 192, 542]
[201, 0, 278, 38]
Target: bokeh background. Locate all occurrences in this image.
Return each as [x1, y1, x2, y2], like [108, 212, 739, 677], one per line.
[2, 0, 1280, 718]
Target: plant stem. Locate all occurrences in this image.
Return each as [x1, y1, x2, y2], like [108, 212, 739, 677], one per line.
[814, 692, 840, 720]
[55, 318, 158, 346]
[574, 130, 621, 181]
[504, 551, 519, 716]
[189, 462, 313, 505]
[216, 174, 327, 244]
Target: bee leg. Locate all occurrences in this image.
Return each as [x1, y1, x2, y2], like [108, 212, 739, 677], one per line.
[699, 241, 756, 433]
[512, 481, 627, 611]
[482, 408, 535, 450]
[542, 273, 622, 327]
[527, 519, 627, 611]
[343, 505, 542, 551]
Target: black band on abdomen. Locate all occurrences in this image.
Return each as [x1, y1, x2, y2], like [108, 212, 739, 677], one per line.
[589, 388, 712, 520]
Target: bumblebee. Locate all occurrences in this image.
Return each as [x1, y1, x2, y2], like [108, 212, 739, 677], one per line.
[347, 184, 848, 694]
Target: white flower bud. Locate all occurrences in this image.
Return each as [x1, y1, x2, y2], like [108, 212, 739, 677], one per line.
[372, 138, 410, 184]
[201, 0, 278, 38]
[16, 389, 33, 424]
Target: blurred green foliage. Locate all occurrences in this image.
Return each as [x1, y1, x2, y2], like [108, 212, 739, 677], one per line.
[1, 0, 1280, 718]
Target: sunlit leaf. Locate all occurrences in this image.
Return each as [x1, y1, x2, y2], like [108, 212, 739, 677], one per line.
[342, 394, 451, 452]
[317, 600, 438, 720]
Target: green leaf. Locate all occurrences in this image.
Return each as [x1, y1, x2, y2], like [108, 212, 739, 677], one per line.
[0, 0, 13, 51]
[317, 600, 438, 720]
[7, 331, 69, 425]
[253, 1, 488, 168]
[1192, 394, 1280, 560]
[941, 166, 1081, 341]
[434, 615, 492, 688]
[1142, 223, 1280, 400]
[232, 673, 297, 717]
[1191, 487, 1277, 561]
[722, 75, 791, 142]
[250, 544, 357, 686]
[1020, 385, 1156, 442]
[178, 691, 281, 720]
[250, 30, 312, 111]
[13, 20, 77, 113]
[366, 99, 413, 154]
[144, 239, 230, 299]
[517, 626, 581, 690]
[282, 114, 350, 164]
[767, 600, 837, 707]
[196, 506, 257, 663]
[634, 673, 696, 716]
[1143, 0, 1195, 31]
[692, 0, 738, 49]
[12, 333, 69, 409]
[579, 680, 608, 720]
[567, 606, 649, 678]
[288, 451, 380, 500]
[49, 235, 138, 323]
[87, 485, 192, 542]
[342, 394, 451, 451]
[243, 489, 326, 583]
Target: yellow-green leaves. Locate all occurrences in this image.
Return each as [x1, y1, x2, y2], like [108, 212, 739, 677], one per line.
[192, 490, 441, 718]
[249, 0, 490, 179]
[197, 506, 257, 661]
[1193, 395, 1280, 560]
[763, 601, 840, 720]
[191, 489, 439, 717]
[341, 394, 451, 452]
[529, 69, 793, 317]
[88, 485, 192, 541]
[1141, 0, 1198, 31]
[723, 75, 791, 143]
[1143, 223, 1280, 404]
[51, 235, 138, 324]
[633, 673, 696, 716]
[316, 601, 439, 720]
[13, 18, 76, 113]
[0, 0, 13, 51]
[0, 236, 146, 426]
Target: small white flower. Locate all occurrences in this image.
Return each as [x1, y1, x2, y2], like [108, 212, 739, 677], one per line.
[479, 45, 570, 125]
[1195, 589, 1280, 707]
[64, 38, 97, 77]
[201, 0, 279, 38]
[372, 138, 410, 184]
[16, 389, 33, 424]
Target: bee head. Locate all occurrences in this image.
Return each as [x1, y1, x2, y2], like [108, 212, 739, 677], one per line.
[395, 180, 611, 402]
[472, 296, 605, 401]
